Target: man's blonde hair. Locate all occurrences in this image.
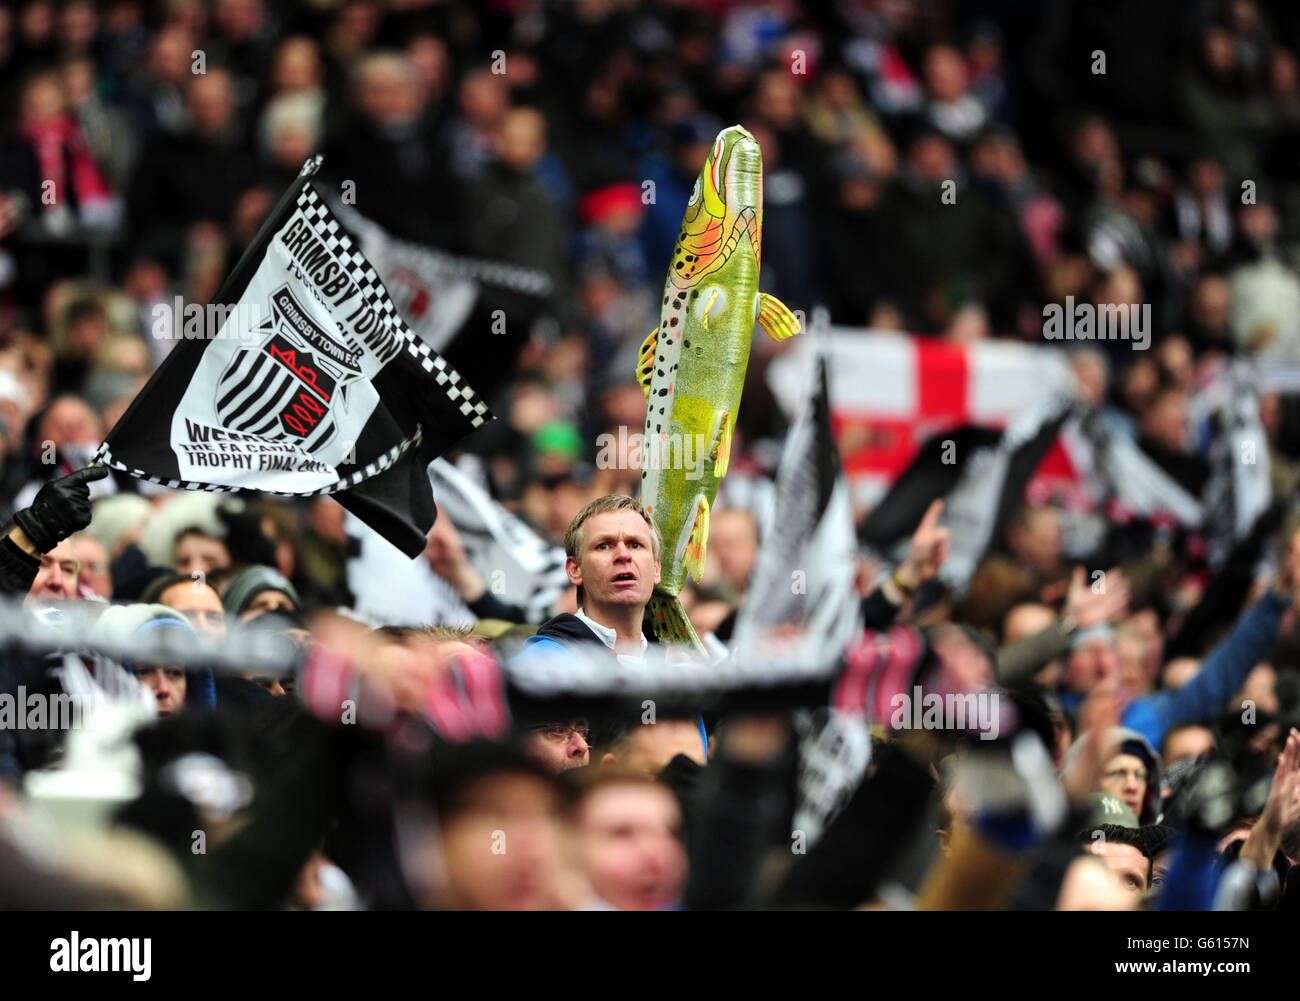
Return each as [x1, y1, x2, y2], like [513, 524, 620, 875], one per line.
[421, 624, 476, 643]
[563, 495, 662, 562]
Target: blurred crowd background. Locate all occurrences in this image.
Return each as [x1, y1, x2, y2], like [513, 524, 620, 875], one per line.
[11, 0, 1300, 540]
[3, 0, 1300, 912]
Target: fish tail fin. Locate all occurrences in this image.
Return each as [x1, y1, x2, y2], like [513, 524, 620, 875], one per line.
[712, 411, 733, 478]
[646, 590, 706, 654]
[637, 328, 659, 401]
[683, 494, 710, 582]
[757, 293, 801, 342]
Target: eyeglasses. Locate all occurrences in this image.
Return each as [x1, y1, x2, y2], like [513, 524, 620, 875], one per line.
[1103, 767, 1148, 784]
[530, 721, 591, 743]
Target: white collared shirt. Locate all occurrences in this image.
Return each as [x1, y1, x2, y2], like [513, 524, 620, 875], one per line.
[575, 606, 648, 663]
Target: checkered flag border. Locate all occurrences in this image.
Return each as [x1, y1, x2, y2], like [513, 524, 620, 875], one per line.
[294, 185, 491, 430]
[90, 426, 424, 499]
[90, 177, 494, 499]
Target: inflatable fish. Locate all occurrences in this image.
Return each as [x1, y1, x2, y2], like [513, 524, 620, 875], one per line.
[638, 124, 800, 650]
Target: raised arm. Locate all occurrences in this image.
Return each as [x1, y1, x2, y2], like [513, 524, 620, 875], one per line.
[1127, 535, 1297, 747]
[1, 466, 109, 596]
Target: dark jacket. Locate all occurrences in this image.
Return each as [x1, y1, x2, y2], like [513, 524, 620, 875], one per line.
[127, 126, 255, 264]
[520, 611, 661, 658]
[521, 612, 614, 658]
[319, 114, 463, 249]
[0, 533, 40, 597]
[463, 163, 571, 309]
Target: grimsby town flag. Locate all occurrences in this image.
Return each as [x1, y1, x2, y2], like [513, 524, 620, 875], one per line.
[94, 157, 493, 557]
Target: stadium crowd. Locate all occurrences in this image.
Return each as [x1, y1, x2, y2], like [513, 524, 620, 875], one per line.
[1, 0, 1300, 911]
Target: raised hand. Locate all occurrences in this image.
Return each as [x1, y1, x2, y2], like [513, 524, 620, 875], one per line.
[424, 505, 485, 601]
[12, 465, 110, 554]
[1060, 684, 1125, 806]
[896, 499, 950, 591]
[300, 614, 506, 740]
[1064, 565, 1130, 630]
[1242, 727, 1300, 870]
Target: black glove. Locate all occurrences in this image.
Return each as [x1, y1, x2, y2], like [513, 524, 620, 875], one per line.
[12, 465, 109, 554]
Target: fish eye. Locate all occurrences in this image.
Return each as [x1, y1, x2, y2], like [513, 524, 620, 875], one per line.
[689, 178, 700, 204]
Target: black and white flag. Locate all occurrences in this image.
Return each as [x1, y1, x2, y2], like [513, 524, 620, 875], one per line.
[332, 201, 553, 354]
[731, 352, 866, 847]
[428, 458, 571, 624]
[1197, 362, 1271, 570]
[94, 158, 493, 557]
[1083, 413, 1206, 529]
[936, 393, 1075, 593]
[732, 354, 860, 672]
[860, 394, 1074, 596]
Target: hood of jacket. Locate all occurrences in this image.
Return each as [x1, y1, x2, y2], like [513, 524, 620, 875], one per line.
[1062, 725, 1164, 825]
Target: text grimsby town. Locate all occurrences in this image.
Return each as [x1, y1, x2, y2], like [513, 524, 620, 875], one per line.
[278, 214, 389, 347]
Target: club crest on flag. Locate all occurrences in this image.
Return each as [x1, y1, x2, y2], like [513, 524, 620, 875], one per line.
[214, 285, 362, 452]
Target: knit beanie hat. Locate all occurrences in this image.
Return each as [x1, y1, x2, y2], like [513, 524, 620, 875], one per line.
[221, 566, 300, 617]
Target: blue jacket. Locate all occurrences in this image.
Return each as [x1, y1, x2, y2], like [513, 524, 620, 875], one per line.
[1062, 591, 1286, 749]
[517, 613, 618, 661]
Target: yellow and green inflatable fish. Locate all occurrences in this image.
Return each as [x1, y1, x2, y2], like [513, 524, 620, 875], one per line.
[637, 124, 801, 651]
